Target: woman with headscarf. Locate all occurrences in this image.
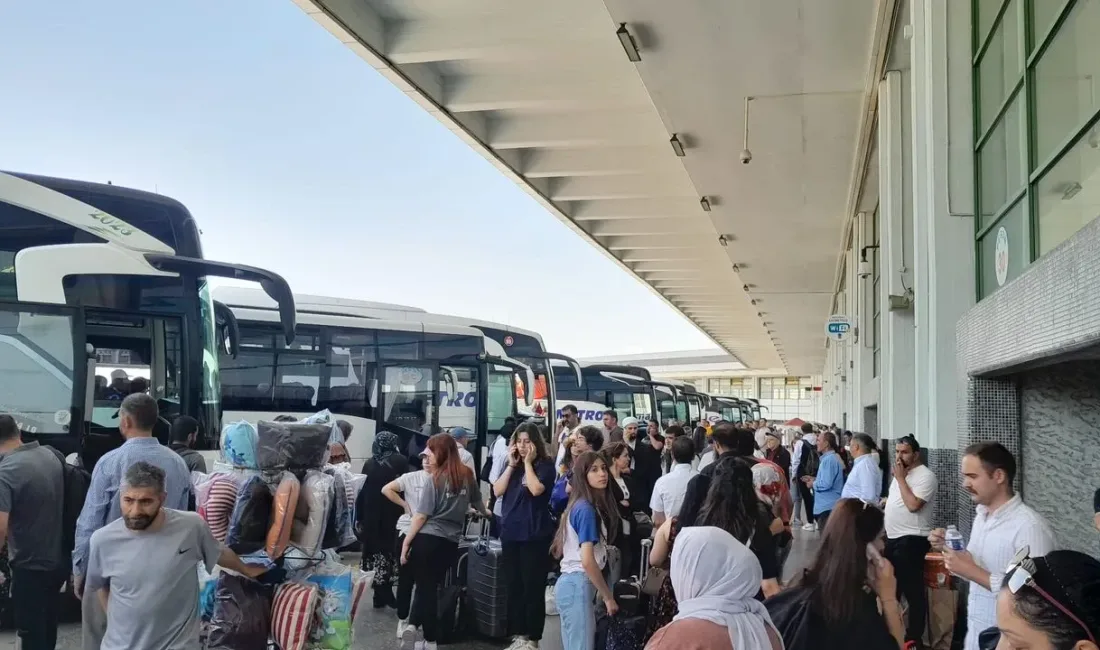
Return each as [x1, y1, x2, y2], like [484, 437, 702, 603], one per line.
[356, 431, 409, 608]
[646, 527, 783, 650]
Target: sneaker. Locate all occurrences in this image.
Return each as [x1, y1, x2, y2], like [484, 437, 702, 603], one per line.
[415, 642, 437, 650]
[526, 640, 541, 650]
[791, 518, 803, 528]
[506, 637, 530, 650]
[802, 522, 816, 531]
[396, 619, 412, 641]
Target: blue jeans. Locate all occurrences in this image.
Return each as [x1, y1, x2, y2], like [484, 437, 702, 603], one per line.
[555, 571, 595, 650]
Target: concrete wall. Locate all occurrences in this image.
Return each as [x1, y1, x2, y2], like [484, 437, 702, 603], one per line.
[1019, 362, 1100, 554]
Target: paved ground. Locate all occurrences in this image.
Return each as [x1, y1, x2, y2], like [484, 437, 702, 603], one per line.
[1, 528, 820, 649]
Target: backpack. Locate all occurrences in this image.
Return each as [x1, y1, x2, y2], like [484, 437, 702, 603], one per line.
[45, 447, 92, 555]
[765, 586, 817, 650]
[801, 443, 820, 477]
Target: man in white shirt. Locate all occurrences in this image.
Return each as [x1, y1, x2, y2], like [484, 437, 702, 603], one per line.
[930, 441, 1055, 650]
[553, 405, 580, 471]
[450, 427, 476, 473]
[841, 433, 883, 503]
[883, 435, 938, 648]
[649, 437, 698, 526]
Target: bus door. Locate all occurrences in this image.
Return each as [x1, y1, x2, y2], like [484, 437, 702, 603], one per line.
[82, 310, 186, 467]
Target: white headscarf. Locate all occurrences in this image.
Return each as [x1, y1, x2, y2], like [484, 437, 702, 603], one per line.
[671, 527, 783, 650]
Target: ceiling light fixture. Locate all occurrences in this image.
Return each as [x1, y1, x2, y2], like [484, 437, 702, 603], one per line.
[669, 134, 686, 157]
[732, 264, 740, 273]
[740, 96, 754, 165]
[700, 197, 712, 212]
[616, 23, 641, 62]
[718, 235, 729, 247]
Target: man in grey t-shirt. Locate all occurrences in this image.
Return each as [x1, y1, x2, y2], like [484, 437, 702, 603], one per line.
[86, 462, 265, 650]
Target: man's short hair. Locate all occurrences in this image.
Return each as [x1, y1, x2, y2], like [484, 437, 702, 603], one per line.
[122, 461, 166, 493]
[170, 415, 199, 443]
[710, 423, 736, 450]
[336, 420, 353, 441]
[603, 410, 618, 422]
[800, 422, 814, 434]
[664, 424, 685, 438]
[120, 393, 159, 431]
[734, 428, 757, 456]
[897, 434, 922, 453]
[964, 441, 1017, 484]
[852, 433, 876, 454]
[562, 404, 578, 416]
[671, 436, 695, 464]
[0, 414, 20, 442]
[648, 418, 659, 425]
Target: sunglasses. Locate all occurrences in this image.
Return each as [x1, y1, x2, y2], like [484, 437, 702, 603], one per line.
[1003, 546, 1096, 645]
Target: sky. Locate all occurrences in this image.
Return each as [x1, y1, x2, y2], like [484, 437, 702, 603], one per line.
[0, 0, 718, 358]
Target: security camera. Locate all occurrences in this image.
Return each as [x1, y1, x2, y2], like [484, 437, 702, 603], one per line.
[740, 149, 752, 165]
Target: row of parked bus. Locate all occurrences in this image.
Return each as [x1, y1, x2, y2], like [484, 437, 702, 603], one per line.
[0, 170, 762, 471]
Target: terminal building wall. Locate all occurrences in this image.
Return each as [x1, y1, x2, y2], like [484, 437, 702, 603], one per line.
[823, 0, 1100, 542]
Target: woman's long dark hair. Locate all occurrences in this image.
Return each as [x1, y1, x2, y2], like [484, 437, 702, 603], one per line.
[551, 451, 618, 558]
[512, 421, 550, 462]
[694, 456, 759, 544]
[799, 498, 885, 624]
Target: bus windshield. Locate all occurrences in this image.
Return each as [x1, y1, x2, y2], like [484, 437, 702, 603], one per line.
[0, 304, 77, 436]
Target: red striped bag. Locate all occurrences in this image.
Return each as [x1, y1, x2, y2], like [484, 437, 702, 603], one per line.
[204, 476, 239, 543]
[271, 582, 319, 650]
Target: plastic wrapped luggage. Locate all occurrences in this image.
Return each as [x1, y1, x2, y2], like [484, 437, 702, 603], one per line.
[225, 475, 273, 555]
[256, 420, 333, 471]
[207, 572, 274, 650]
[464, 518, 508, 638]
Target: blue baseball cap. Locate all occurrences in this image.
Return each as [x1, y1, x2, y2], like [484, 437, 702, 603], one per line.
[450, 427, 470, 441]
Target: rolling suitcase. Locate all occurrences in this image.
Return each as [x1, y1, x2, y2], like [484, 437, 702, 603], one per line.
[465, 516, 509, 638]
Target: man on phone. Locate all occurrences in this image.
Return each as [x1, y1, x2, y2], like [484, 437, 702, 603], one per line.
[883, 435, 938, 649]
[553, 405, 580, 470]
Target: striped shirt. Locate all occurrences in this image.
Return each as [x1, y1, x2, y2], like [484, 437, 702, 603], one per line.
[73, 437, 192, 576]
[963, 495, 1055, 650]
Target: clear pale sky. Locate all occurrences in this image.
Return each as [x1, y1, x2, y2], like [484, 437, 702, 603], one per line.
[0, 0, 718, 358]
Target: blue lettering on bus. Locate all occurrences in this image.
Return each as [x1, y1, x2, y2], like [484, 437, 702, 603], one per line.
[554, 409, 607, 421]
[439, 391, 481, 408]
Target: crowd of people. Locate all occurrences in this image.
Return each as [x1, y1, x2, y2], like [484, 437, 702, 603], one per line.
[1, 400, 1100, 650]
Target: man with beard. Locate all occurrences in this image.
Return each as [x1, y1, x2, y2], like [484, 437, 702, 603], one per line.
[86, 462, 269, 650]
[882, 435, 937, 649]
[74, 393, 193, 650]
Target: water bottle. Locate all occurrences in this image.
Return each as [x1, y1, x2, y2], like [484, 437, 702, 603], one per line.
[945, 525, 965, 552]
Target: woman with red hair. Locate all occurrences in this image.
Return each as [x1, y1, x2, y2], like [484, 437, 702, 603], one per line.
[400, 433, 490, 650]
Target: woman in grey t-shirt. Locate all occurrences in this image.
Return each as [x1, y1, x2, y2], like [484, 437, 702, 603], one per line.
[399, 434, 489, 649]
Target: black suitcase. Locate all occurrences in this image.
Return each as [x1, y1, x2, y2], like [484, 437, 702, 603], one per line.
[465, 518, 508, 638]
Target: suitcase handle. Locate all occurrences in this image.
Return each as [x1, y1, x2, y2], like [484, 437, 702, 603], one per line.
[639, 538, 653, 582]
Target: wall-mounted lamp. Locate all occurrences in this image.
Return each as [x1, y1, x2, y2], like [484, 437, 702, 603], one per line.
[700, 197, 712, 212]
[616, 24, 641, 62]
[669, 134, 686, 157]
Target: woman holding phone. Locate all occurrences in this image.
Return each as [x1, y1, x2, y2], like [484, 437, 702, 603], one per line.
[493, 423, 557, 650]
[764, 498, 905, 650]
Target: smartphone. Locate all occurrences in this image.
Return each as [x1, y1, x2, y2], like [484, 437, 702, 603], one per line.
[866, 543, 884, 565]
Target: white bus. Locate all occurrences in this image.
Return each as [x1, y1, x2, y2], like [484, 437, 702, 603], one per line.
[213, 287, 583, 427]
[213, 290, 535, 470]
[551, 363, 693, 429]
[0, 171, 296, 468]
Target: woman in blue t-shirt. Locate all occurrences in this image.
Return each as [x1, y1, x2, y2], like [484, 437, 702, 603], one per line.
[551, 451, 620, 650]
[492, 422, 557, 650]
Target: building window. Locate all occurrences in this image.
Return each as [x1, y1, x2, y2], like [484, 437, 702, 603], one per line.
[973, 0, 1100, 299]
[757, 376, 817, 423]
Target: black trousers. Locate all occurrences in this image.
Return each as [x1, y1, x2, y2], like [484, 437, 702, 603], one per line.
[12, 567, 64, 650]
[816, 509, 832, 533]
[396, 533, 417, 622]
[409, 534, 458, 643]
[797, 480, 815, 524]
[885, 535, 932, 644]
[502, 538, 552, 641]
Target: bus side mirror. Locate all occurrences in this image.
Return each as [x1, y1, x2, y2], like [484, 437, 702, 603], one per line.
[213, 300, 239, 359]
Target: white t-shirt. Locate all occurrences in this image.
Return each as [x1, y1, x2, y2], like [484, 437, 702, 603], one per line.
[488, 435, 511, 516]
[396, 470, 433, 535]
[458, 446, 476, 474]
[884, 464, 938, 539]
[559, 499, 607, 575]
[649, 463, 698, 519]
